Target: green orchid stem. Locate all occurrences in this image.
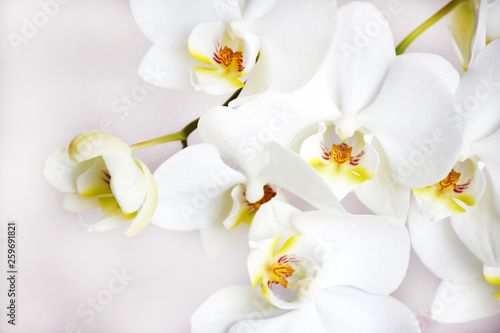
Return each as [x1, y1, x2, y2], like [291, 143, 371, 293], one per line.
[395, 0, 467, 55]
[130, 87, 242, 151]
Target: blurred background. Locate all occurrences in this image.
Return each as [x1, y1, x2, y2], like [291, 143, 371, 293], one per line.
[0, 0, 499, 332]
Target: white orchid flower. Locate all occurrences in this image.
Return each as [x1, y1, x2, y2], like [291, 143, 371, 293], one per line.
[129, 0, 337, 95]
[151, 108, 342, 257]
[217, 1, 462, 220]
[43, 131, 157, 236]
[412, 39, 500, 267]
[191, 200, 420, 333]
[408, 198, 500, 323]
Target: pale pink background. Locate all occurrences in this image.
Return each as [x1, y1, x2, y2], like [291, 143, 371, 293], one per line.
[1, 0, 499, 332]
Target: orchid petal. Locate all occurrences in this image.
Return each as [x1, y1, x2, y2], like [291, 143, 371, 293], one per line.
[102, 154, 146, 214]
[247, 0, 337, 93]
[75, 158, 112, 198]
[43, 148, 92, 193]
[230, 90, 338, 150]
[487, 0, 500, 40]
[299, 122, 330, 167]
[262, 142, 344, 212]
[358, 57, 461, 188]
[292, 210, 410, 295]
[472, 127, 500, 213]
[191, 285, 284, 333]
[62, 193, 99, 212]
[198, 106, 267, 185]
[67, 131, 131, 162]
[222, 185, 252, 229]
[124, 160, 157, 236]
[397, 53, 460, 93]
[152, 143, 246, 231]
[316, 286, 420, 333]
[451, 184, 500, 266]
[457, 39, 500, 142]
[327, 2, 395, 114]
[248, 199, 301, 244]
[199, 215, 247, 258]
[354, 139, 410, 221]
[138, 44, 197, 90]
[431, 278, 500, 323]
[408, 198, 483, 282]
[129, 0, 241, 50]
[88, 197, 137, 232]
[248, 237, 280, 289]
[192, 66, 245, 94]
[229, 302, 327, 333]
[241, 0, 282, 21]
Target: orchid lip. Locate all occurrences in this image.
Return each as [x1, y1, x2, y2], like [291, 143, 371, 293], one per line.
[300, 122, 379, 200]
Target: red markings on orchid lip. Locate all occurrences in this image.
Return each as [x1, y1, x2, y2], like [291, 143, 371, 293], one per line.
[213, 42, 244, 72]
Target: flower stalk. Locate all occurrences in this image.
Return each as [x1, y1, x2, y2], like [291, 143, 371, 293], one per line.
[396, 0, 467, 55]
[130, 87, 242, 150]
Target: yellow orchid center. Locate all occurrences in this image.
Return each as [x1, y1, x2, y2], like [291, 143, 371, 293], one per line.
[266, 254, 299, 289]
[270, 264, 295, 288]
[226, 185, 277, 229]
[439, 170, 461, 190]
[330, 143, 352, 164]
[213, 45, 245, 72]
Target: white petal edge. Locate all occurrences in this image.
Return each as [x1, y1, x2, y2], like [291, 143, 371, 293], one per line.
[152, 143, 246, 231]
[138, 44, 197, 90]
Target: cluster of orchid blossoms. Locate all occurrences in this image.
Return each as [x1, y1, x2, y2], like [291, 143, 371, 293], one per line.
[43, 0, 500, 331]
